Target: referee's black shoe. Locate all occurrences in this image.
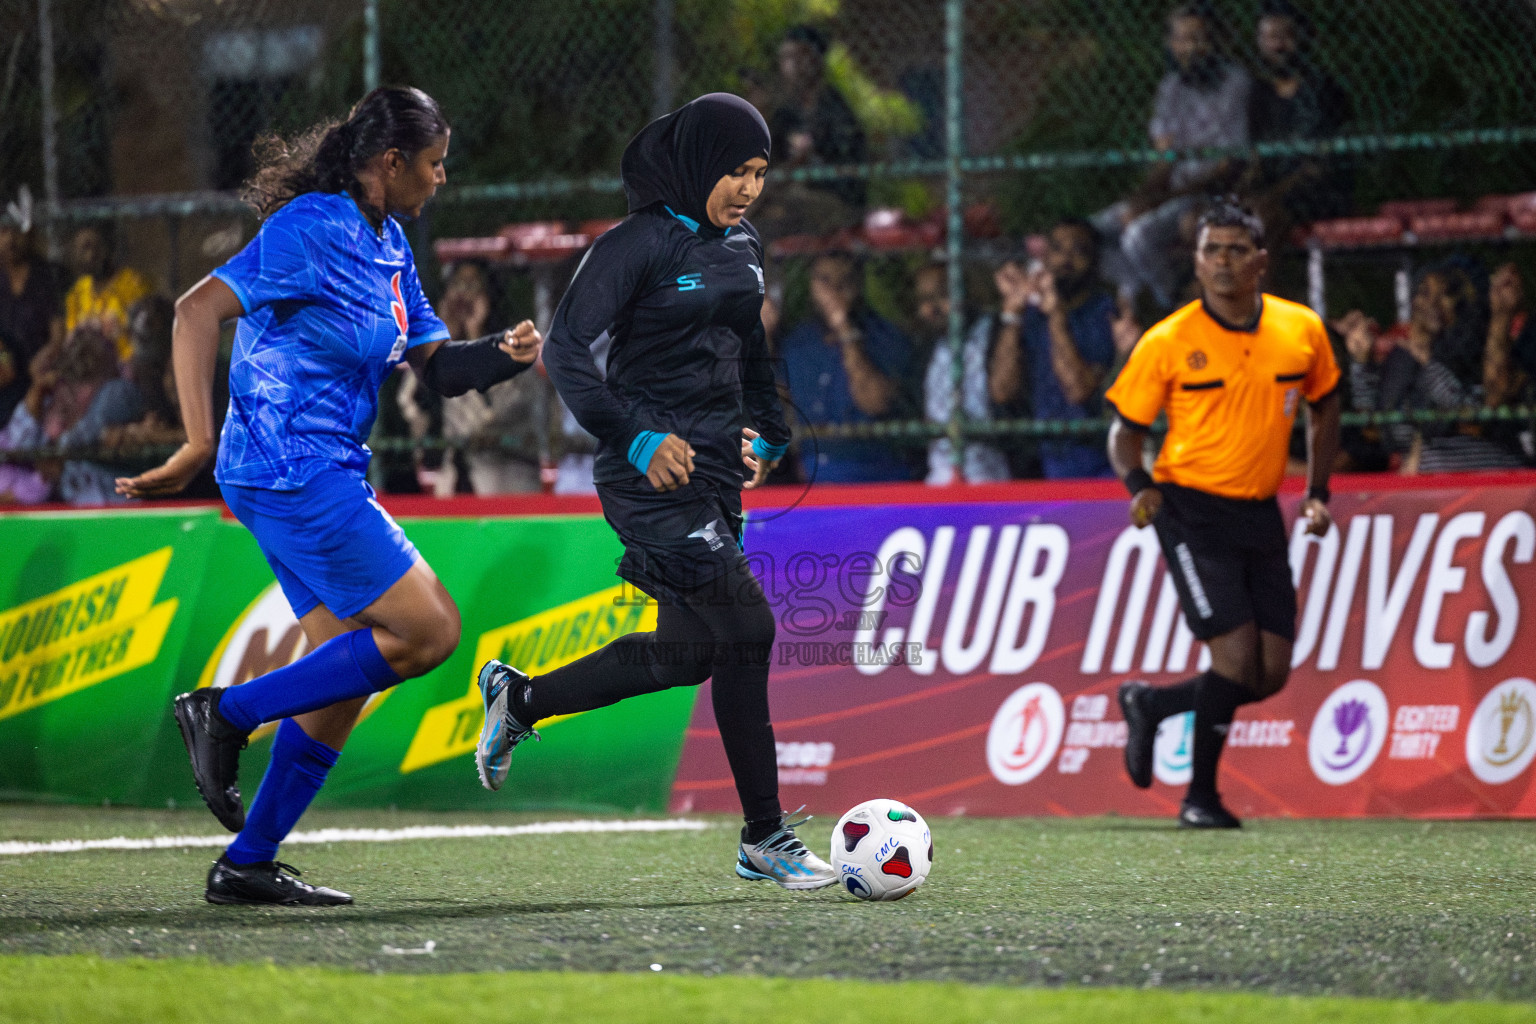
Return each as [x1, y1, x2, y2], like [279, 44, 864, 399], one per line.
[173, 689, 249, 833]
[1178, 795, 1242, 829]
[205, 855, 353, 906]
[1118, 680, 1156, 789]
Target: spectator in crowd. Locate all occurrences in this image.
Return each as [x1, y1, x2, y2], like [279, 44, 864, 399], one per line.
[438, 262, 548, 495]
[989, 219, 1121, 479]
[1092, 5, 1251, 310]
[913, 261, 1009, 485]
[62, 221, 154, 365]
[1483, 262, 1530, 409]
[752, 24, 867, 238]
[397, 262, 548, 495]
[1239, 0, 1353, 244]
[0, 324, 142, 504]
[0, 199, 65, 426]
[1510, 264, 1536, 389]
[1380, 266, 1525, 473]
[1483, 262, 1534, 463]
[1326, 309, 1390, 472]
[96, 297, 178, 445]
[778, 250, 912, 482]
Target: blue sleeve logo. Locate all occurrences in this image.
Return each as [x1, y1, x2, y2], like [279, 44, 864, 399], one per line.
[677, 273, 705, 292]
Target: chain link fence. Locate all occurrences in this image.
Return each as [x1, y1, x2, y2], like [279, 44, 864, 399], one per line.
[3, 0, 1535, 493]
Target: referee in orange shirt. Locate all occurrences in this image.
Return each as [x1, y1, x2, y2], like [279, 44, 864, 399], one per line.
[1105, 198, 1340, 828]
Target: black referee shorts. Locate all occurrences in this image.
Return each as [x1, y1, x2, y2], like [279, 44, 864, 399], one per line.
[597, 477, 748, 604]
[1151, 482, 1297, 643]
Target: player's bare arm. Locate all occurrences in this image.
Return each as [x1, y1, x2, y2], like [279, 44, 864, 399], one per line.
[1107, 417, 1159, 528]
[115, 275, 242, 499]
[1302, 389, 1341, 536]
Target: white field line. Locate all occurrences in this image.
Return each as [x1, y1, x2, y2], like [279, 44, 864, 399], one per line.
[0, 817, 710, 857]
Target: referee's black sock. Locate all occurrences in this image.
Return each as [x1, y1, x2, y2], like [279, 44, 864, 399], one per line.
[1148, 676, 1201, 722]
[1187, 671, 1258, 803]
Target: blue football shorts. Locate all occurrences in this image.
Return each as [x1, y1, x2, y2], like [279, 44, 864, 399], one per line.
[221, 468, 420, 621]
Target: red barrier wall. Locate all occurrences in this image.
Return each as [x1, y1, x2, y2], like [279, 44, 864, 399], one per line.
[665, 472, 1536, 820]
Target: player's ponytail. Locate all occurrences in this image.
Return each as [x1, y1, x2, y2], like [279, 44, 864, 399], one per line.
[242, 86, 450, 219]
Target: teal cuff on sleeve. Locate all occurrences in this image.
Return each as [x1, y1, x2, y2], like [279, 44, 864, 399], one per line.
[628, 430, 668, 474]
[751, 436, 787, 462]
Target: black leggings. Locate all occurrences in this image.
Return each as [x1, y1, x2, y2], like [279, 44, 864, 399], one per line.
[524, 562, 779, 822]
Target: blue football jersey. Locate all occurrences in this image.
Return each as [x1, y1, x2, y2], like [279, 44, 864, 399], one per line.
[212, 191, 449, 489]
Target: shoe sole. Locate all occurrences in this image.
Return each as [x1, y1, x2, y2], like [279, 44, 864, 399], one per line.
[1178, 817, 1242, 830]
[205, 891, 353, 906]
[735, 855, 838, 891]
[173, 694, 244, 833]
[1117, 684, 1154, 790]
[474, 663, 510, 792]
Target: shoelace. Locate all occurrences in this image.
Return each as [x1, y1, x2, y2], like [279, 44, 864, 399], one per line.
[753, 806, 815, 857]
[497, 668, 542, 744]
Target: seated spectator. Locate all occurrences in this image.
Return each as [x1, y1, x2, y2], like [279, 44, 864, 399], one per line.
[397, 261, 547, 495]
[62, 222, 154, 366]
[752, 24, 868, 238]
[110, 296, 180, 439]
[1380, 267, 1525, 473]
[1238, 0, 1352, 244]
[1483, 262, 1534, 463]
[439, 262, 546, 495]
[989, 219, 1120, 479]
[1483, 262, 1531, 409]
[1092, 5, 1251, 310]
[0, 325, 142, 504]
[1326, 309, 1390, 472]
[778, 251, 912, 483]
[913, 262, 1009, 485]
[0, 199, 65, 426]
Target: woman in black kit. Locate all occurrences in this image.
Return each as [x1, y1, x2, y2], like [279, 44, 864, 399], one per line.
[474, 93, 835, 890]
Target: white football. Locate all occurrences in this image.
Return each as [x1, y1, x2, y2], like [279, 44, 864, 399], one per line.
[830, 798, 932, 901]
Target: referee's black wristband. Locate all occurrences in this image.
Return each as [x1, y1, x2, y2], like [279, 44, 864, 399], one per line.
[1123, 468, 1154, 497]
[1307, 484, 1331, 504]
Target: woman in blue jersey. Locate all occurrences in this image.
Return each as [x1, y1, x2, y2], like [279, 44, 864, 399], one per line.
[473, 93, 836, 890]
[117, 86, 542, 906]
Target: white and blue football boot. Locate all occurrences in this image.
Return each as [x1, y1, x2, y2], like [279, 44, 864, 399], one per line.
[735, 810, 837, 890]
[475, 659, 540, 792]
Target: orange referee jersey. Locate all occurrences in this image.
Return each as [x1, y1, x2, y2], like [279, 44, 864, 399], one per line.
[1105, 295, 1340, 500]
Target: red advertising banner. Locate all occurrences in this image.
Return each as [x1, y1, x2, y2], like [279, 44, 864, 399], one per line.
[670, 477, 1536, 819]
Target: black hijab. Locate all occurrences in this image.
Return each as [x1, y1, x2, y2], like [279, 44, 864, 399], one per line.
[621, 92, 771, 229]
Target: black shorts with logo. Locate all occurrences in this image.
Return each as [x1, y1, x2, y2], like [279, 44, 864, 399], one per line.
[597, 477, 748, 604]
[1151, 482, 1296, 642]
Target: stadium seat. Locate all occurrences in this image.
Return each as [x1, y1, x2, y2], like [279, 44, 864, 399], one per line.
[1408, 210, 1506, 242]
[963, 203, 1002, 239]
[499, 221, 590, 263]
[432, 235, 514, 263]
[1493, 192, 1536, 233]
[1308, 216, 1404, 248]
[766, 233, 832, 258]
[1377, 198, 1458, 221]
[579, 218, 625, 240]
[861, 208, 939, 251]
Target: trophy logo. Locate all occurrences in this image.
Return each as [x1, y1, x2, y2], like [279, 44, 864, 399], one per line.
[1308, 681, 1389, 786]
[1467, 679, 1536, 783]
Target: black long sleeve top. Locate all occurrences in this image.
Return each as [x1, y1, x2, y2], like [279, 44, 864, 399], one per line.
[542, 204, 790, 492]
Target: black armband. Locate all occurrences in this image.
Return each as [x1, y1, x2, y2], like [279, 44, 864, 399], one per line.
[1307, 484, 1331, 504]
[420, 334, 530, 397]
[1123, 467, 1154, 496]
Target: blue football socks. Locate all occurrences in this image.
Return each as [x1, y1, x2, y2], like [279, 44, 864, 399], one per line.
[217, 628, 400, 734]
[225, 718, 341, 865]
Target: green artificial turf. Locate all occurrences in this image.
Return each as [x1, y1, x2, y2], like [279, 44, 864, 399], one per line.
[3, 956, 1535, 1024]
[2, 806, 1535, 1006]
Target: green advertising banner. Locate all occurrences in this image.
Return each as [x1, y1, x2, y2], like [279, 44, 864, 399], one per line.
[0, 509, 698, 813]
